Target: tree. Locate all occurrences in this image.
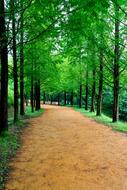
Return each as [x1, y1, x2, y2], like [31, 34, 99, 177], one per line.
[20, 0, 25, 116]
[112, 1, 120, 122]
[11, 0, 18, 122]
[96, 50, 104, 116]
[0, 0, 8, 133]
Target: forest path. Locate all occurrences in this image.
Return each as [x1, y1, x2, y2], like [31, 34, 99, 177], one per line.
[5, 105, 127, 190]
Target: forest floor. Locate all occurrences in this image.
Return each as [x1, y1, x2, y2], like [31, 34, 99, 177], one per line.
[0, 107, 43, 190]
[5, 105, 127, 190]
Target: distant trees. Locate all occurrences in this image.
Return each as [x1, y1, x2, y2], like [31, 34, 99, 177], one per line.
[46, 0, 127, 123]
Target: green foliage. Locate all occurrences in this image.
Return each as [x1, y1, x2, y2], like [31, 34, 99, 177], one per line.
[8, 86, 14, 107]
[6, 0, 127, 123]
[0, 106, 44, 189]
[25, 106, 44, 118]
[0, 130, 20, 190]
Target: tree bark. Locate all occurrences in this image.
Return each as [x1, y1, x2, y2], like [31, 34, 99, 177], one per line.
[79, 84, 82, 108]
[12, 0, 18, 122]
[31, 60, 34, 112]
[64, 91, 66, 105]
[70, 90, 73, 106]
[58, 93, 60, 106]
[35, 80, 40, 110]
[85, 70, 89, 110]
[31, 75, 34, 113]
[43, 92, 46, 104]
[96, 51, 104, 116]
[20, 1, 24, 116]
[113, 3, 120, 122]
[38, 81, 40, 109]
[35, 83, 37, 110]
[90, 69, 96, 112]
[51, 95, 53, 105]
[0, 0, 8, 133]
[34, 85, 36, 108]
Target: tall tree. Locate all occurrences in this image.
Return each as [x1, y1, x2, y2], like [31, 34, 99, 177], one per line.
[0, 0, 8, 133]
[79, 84, 82, 108]
[20, 0, 25, 115]
[64, 91, 67, 105]
[70, 90, 74, 106]
[58, 93, 60, 106]
[31, 60, 34, 112]
[43, 92, 46, 104]
[85, 67, 89, 110]
[113, 2, 120, 122]
[35, 80, 40, 110]
[96, 50, 104, 116]
[11, 0, 18, 122]
[90, 68, 96, 112]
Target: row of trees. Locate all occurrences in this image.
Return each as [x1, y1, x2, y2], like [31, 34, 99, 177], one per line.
[42, 0, 127, 122]
[0, 0, 55, 133]
[0, 0, 127, 134]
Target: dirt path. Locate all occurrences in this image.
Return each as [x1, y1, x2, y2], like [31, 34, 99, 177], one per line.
[5, 105, 127, 190]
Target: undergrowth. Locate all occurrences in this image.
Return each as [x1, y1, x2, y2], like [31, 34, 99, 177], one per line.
[0, 107, 43, 190]
[74, 107, 127, 133]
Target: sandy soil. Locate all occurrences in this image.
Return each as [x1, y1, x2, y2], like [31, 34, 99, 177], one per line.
[5, 105, 127, 190]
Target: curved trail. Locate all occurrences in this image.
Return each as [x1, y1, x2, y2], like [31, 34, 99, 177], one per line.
[5, 105, 127, 190]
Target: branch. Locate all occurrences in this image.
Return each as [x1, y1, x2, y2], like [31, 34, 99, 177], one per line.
[103, 56, 114, 73]
[111, 0, 127, 17]
[108, 12, 127, 27]
[7, 0, 33, 46]
[119, 65, 126, 74]
[18, 3, 91, 45]
[103, 77, 113, 88]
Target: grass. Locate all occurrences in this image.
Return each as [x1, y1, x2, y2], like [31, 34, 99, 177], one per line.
[25, 106, 44, 118]
[73, 106, 127, 133]
[0, 106, 44, 190]
[0, 123, 23, 190]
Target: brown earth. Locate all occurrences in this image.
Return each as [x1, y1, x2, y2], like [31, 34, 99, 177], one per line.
[5, 105, 127, 190]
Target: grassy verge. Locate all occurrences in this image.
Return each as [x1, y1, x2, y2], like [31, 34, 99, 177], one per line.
[73, 106, 127, 133]
[0, 107, 44, 190]
[25, 106, 44, 118]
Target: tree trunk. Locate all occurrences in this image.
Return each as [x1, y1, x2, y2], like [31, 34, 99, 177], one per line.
[25, 98, 28, 106]
[85, 70, 89, 110]
[12, 0, 18, 122]
[0, 0, 8, 133]
[38, 80, 40, 109]
[31, 75, 34, 113]
[35, 80, 40, 110]
[58, 93, 60, 106]
[31, 60, 34, 112]
[113, 3, 120, 122]
[90, 69, 96, 112]
[96, 51, 104, 116]
[35, 82, 37, 110]
[70, 90, 73, 106]
[79, 84, 82, 108]
[34, 85, 36, 108]
[51, 95, 53, 105]
[20, 1, 24, 116]
[43, 92, 46, 104]
[64, 91, 66, 105]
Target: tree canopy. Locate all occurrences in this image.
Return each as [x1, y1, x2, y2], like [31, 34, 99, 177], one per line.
[0, 0, 127, 133]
